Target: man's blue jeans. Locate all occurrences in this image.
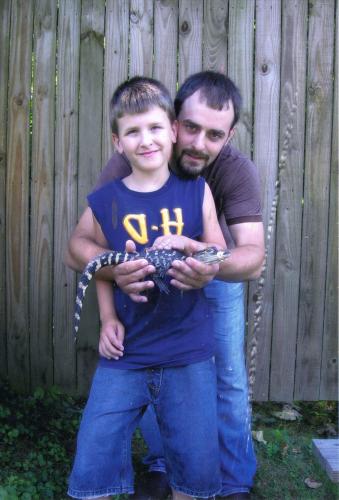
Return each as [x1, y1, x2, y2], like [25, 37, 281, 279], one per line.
[140, 280, 256, 496]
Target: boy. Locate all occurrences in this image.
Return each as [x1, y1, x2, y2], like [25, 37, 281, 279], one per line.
[68, 77, 226, 500]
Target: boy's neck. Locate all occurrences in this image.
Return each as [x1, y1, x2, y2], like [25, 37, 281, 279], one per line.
[122, 166, 170, 192]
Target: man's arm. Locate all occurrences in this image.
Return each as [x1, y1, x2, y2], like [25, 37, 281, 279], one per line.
[167, 221, 265, 289]
[64, 207, 109, 272]
[217, 221, 264, 281]
[64, 207, 156, 301]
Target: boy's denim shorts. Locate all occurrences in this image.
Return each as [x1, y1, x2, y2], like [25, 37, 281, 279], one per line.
[68, 359, 220, 499]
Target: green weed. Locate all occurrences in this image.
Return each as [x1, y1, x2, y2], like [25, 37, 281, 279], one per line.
[0, 381, 337, 499]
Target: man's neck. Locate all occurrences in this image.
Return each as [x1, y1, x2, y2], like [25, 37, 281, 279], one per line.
[122, 167, 170, 192]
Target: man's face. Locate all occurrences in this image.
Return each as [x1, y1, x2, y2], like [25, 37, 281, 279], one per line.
[175, 90, 235, 177]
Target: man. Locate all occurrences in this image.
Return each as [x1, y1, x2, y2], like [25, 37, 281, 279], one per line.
[65, 71, 265, 499]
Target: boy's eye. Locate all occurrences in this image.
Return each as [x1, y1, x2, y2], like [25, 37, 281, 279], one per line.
[151, 125, 162, 131]
[126, 129, 138, 135]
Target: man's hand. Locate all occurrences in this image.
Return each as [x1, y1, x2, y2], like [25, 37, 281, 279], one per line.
[167, 238, 219, 291]
[167, 258, 219, 291]
[112, 240, 155, 303]
[99, 317, 125, 360]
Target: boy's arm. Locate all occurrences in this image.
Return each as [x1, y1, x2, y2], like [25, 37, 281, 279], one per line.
[200, 183, 227, 248]
[90, 213, 125, 360]
[152, 184, 226, 252]
[159, 183, 225, 290]
[152, 183, 226, 290]
[96, 279, 125, 360]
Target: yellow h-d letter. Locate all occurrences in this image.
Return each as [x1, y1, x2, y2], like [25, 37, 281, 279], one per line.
[123, 214, 148, 244]
[160, 208, 184, 235]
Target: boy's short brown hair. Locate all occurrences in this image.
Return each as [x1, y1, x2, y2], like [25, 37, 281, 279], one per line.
[110, 76, 175, 134]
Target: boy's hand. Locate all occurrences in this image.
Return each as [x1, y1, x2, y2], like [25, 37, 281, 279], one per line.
[151, 235, 191, 252]
[99, 317, 125, 360]
[112, 240, 155, 302]
[152, 235, 213, 255]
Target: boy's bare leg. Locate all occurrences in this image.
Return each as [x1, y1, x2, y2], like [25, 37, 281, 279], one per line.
[172, 492, 216, 500]
[172, 489, 195, 500]
[81, 497, 110, 500]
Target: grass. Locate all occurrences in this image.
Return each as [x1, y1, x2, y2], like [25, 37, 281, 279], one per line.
[0, 380, 337, 499]
[251, 402, 338, 499]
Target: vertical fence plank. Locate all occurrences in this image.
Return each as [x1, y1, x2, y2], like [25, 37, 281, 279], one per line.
[248, 0, 281, 401]
[6, 0, 33, 392]
[30, 0, 57, 390]
[227, 1, 255, 371]
[129, 0, 154, 78]
[53, 0, 80, 392]
[320, 10, 338, 398]
[178, 0, 203, 84]
[294, 0, 335, 400]
[202, 0, 228, 73]
[76, 0, 105, 396]
[102, 0, 129, 163]
[228, 0, 255, 158]
[154, 0, 178, 98]
[269, 0, 307, 401]
[0, 0, 11, 379]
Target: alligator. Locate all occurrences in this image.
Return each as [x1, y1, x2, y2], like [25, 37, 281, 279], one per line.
[74, 246, 230, 337]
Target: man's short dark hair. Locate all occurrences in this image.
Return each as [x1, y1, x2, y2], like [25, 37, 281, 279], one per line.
[174, 71, 242, 128]
[110, 76, 175, 134]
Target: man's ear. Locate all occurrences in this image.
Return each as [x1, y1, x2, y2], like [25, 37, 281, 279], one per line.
[227, 127, 235, 144]
[112, 133, 123, 153]
[171, 120, 178, 144]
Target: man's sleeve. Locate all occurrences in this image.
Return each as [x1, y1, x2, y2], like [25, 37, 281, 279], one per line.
[224, 158, 262, 225]
[94, 152, 132, 190]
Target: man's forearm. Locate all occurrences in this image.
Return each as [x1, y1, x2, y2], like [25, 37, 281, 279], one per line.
[217, 244, 265, 282]
[64, 235, 118, 282]
[65, 235, 108, 272]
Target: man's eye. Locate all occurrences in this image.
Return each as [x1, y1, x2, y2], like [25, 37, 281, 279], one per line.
[184, 123, 197, 132]
[208, 131, 224, 141]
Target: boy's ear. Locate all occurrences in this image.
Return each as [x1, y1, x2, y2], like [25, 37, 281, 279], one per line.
[112, 133, 123, 153]
[171, 120, 178, 143]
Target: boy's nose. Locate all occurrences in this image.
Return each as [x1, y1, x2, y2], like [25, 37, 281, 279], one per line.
[140, 130, 153, 146]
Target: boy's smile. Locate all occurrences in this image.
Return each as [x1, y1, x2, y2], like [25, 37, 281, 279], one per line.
[113, 107, 177, 177]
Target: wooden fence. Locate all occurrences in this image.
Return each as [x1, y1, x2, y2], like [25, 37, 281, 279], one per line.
[0, 0, 337, 400]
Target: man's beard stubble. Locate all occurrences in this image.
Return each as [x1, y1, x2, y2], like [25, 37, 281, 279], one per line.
[174, 150, 210, 179]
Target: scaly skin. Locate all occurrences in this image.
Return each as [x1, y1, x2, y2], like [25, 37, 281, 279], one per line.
[74, 247, 230, 338]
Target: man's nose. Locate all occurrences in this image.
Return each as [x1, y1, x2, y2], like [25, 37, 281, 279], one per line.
[191, 131, 205, 150]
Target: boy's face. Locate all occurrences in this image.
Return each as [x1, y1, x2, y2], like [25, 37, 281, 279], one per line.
[175, 90, 235, 177]
[113, 107, 177, 174]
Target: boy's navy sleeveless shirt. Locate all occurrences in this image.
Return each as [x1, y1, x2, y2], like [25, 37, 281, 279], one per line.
[87, 173, 214, 369]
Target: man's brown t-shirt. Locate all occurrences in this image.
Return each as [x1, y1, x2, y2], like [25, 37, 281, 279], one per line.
[94, 144, 262, 248]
